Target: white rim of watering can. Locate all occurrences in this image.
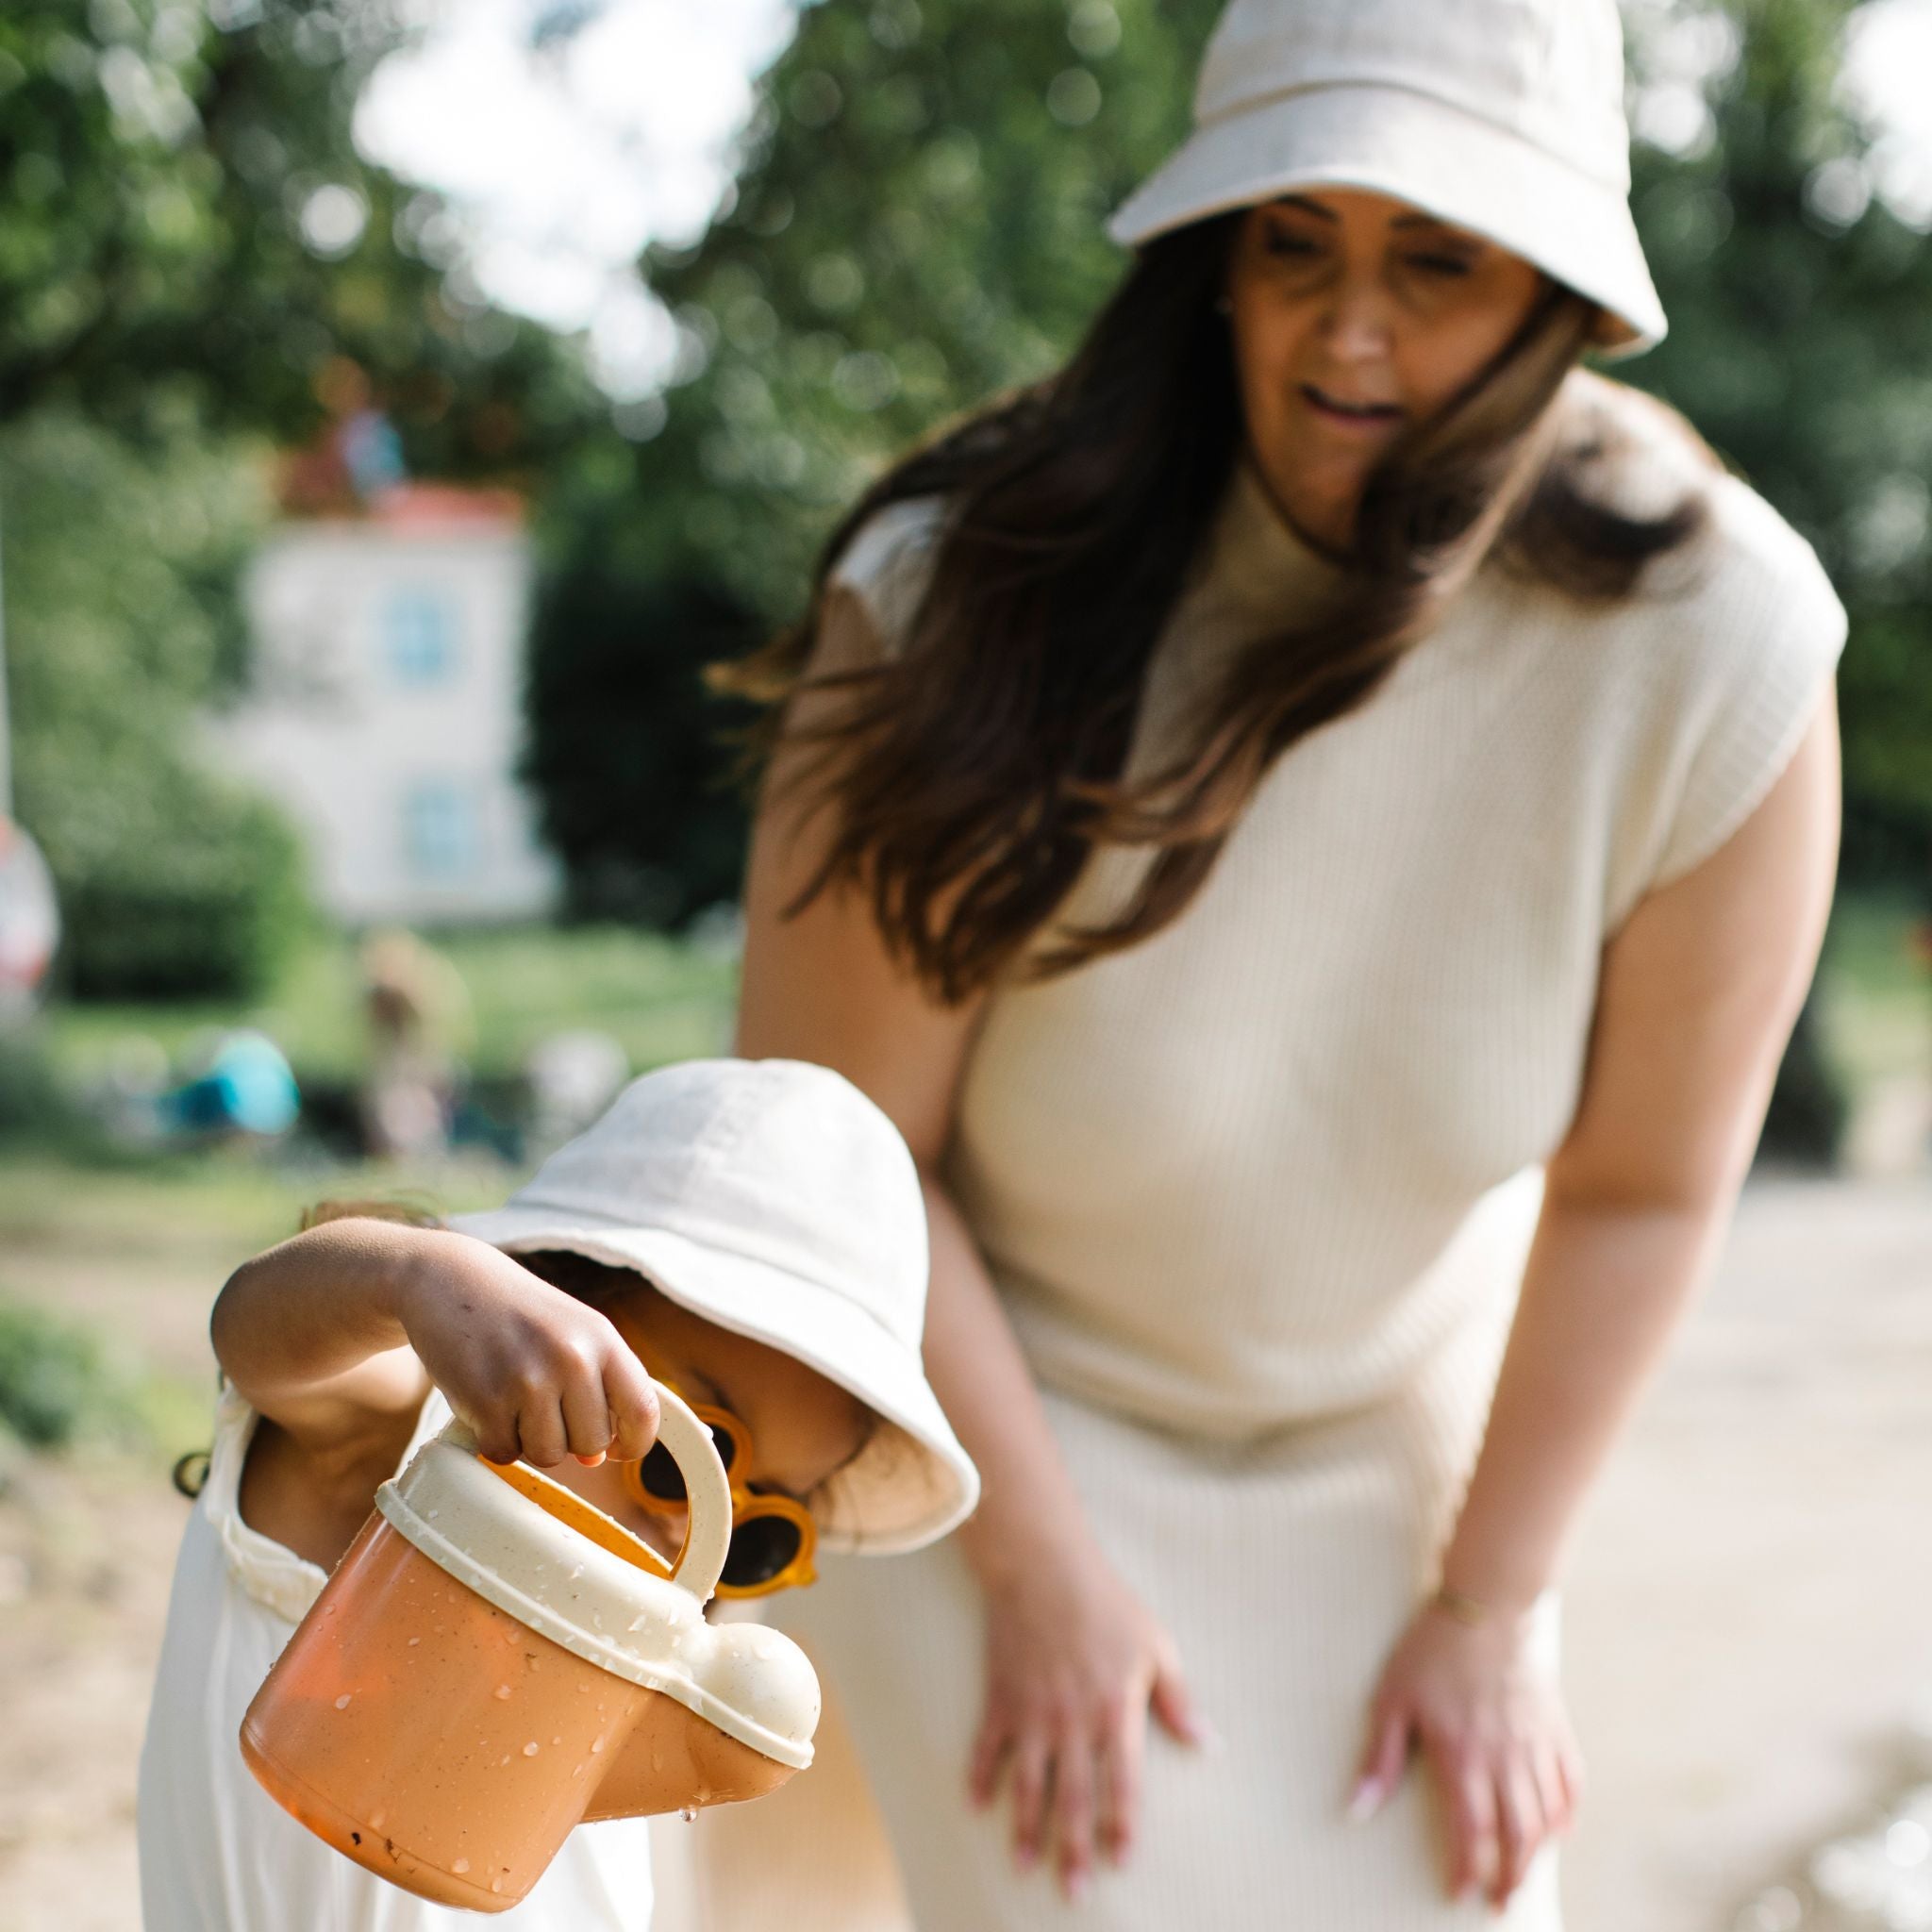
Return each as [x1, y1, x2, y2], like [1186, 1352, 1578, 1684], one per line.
[437, 1383, 732, 1598]
[373, 1390, 816, 1766]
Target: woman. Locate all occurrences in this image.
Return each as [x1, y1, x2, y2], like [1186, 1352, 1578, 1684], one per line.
[709, 0, 1847, 1924]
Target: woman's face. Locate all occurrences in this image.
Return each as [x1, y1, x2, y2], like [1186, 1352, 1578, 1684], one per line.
[1222, 187, 1548, 548]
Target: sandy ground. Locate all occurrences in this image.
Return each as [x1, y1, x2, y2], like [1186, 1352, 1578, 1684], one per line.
[3, 1174, 1930, 1932]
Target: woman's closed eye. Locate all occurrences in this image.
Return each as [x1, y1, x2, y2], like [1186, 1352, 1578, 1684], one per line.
[1404, 250, 1478, 278]
[1259, 215, 1324, 258]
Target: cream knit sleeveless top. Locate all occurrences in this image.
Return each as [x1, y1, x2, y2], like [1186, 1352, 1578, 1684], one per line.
[831, 375, 1847, 1441]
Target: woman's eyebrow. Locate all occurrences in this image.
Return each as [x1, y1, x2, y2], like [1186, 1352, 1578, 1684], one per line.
[1391, 212, 1481, 243]
[1270, 193, 1340, 222]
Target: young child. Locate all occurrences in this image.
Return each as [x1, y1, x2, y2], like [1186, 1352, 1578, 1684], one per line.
[138, 1057, 978, 1932]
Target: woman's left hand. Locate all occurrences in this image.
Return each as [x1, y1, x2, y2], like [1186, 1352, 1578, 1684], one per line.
[1347, 1595, 1583, 1913]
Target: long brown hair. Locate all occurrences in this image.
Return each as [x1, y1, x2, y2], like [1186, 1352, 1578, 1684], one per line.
[717, 211, 1710, 1005]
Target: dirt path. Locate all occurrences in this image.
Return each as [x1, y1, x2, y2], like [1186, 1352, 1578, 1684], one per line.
[1561, 1176, 1932, 1930]
[3, 1174, 1929, 1931]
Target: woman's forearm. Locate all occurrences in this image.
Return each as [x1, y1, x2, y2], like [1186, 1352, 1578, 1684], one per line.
[919, 1173, 1103, 1587]
[1436, 1185, 1740, 1616]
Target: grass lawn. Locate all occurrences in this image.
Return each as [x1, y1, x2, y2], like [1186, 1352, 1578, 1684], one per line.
[41, 922, 739, 1091]
[0, 891, 1922, 1420]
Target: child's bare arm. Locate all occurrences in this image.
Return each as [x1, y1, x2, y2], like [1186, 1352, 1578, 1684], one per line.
[211, 1221, 659, 1470]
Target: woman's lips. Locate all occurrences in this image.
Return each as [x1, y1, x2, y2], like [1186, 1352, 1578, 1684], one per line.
[1300, 383, 1405, 431]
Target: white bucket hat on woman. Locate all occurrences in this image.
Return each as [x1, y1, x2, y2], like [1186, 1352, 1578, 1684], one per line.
[1108, 0, 1667, 355]
[449, 1058, 978, 1555]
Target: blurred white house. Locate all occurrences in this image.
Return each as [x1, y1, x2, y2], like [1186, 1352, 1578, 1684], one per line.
[211, 482, 559, 926]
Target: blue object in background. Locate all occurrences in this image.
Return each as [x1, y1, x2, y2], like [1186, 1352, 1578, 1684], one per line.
[340, 408, 407, 500]
[166, 1030, 300, 1139]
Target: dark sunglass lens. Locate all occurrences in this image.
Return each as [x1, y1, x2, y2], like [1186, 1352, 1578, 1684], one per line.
[720, 1514, 803, 1590]
[637, 1441, 687, 1503]
[638, 1420, 736, 1500]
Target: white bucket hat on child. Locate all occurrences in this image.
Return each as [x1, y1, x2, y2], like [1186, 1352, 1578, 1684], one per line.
[1108, 0, 1667, 356]
[449, 1058, 978, 1555]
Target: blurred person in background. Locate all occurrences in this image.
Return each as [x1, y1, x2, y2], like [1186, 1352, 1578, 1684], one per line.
[710, 0, 1846, 1924]
[358, 928, 470, 1161]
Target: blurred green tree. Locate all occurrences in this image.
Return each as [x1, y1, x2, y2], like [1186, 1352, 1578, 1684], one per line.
[1, 1, 607, 999]
[3, 408, 305, 998]
[1623, 0, 1932, 1160]
[525, 0, 1222, 922]
[642, 0, 1223, 615]
[1624, 0, 1932, 891]
[0, 0, 601, 469]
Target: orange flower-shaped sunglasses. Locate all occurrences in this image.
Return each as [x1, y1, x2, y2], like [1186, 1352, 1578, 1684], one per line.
[618, 1376, 818, 1599]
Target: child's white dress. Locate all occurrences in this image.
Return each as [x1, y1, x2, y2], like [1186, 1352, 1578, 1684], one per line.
[138, 1381, 656, 1932]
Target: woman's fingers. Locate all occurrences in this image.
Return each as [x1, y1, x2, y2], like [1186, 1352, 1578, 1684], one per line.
[968, 1712, 1011, 1811]
[1350, 1700, 1409, 1819]
[1530, 1739, 1572, 1838]
[1557, 1726, 1588, 1820]
[1492, 1759, 1545, 1905]
[1098, 1691, 1146, 1865]
[1441, 1750, 1501, 1902]
[1008, 1731, 1052, 1869]
[1049, 1728, 1098, 1901]
[1147, 1638, 1207, 1748]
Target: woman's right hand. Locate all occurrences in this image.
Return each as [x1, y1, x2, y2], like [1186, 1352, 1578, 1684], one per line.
[969, 1535, 1209, 1902]
[396, 1232, 660, 1470]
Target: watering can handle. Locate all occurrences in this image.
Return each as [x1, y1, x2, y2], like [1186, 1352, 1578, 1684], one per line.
[440, 1382, 733, 1603]
[642, 1381, 733, 1601]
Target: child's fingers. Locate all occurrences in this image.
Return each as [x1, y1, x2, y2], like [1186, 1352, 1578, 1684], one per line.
[559, 1370, 614, 1466]
[514, 1394, 570, 1468]
[468, 1413, 525, 1466]
[602, 1354, 661, 1465]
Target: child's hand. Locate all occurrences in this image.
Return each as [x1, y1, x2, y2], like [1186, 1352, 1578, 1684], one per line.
[396, 1233, 660, 1470]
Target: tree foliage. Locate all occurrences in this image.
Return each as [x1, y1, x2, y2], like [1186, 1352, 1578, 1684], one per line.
[1623, 0, 1932, 884]
[0, 0, 601, 470]
[523, 0, 1222, 922]
[3, 1, 609, 999]
[642, 0, 1222, 615]
[4, 408, 306, 999]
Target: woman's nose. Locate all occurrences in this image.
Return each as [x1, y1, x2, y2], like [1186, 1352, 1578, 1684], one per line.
[1317, 278, 1396, 361]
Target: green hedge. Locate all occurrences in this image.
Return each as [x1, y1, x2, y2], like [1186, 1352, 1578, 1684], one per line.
[37, 753, 308, 1003]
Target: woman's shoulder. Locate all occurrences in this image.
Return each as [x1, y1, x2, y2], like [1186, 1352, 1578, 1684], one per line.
[1557, 375, 1849, 906]
[1565, 370, 1840, 628]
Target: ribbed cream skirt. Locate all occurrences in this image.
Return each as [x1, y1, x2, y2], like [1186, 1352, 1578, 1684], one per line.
[668, 1291, 1561, 1931]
